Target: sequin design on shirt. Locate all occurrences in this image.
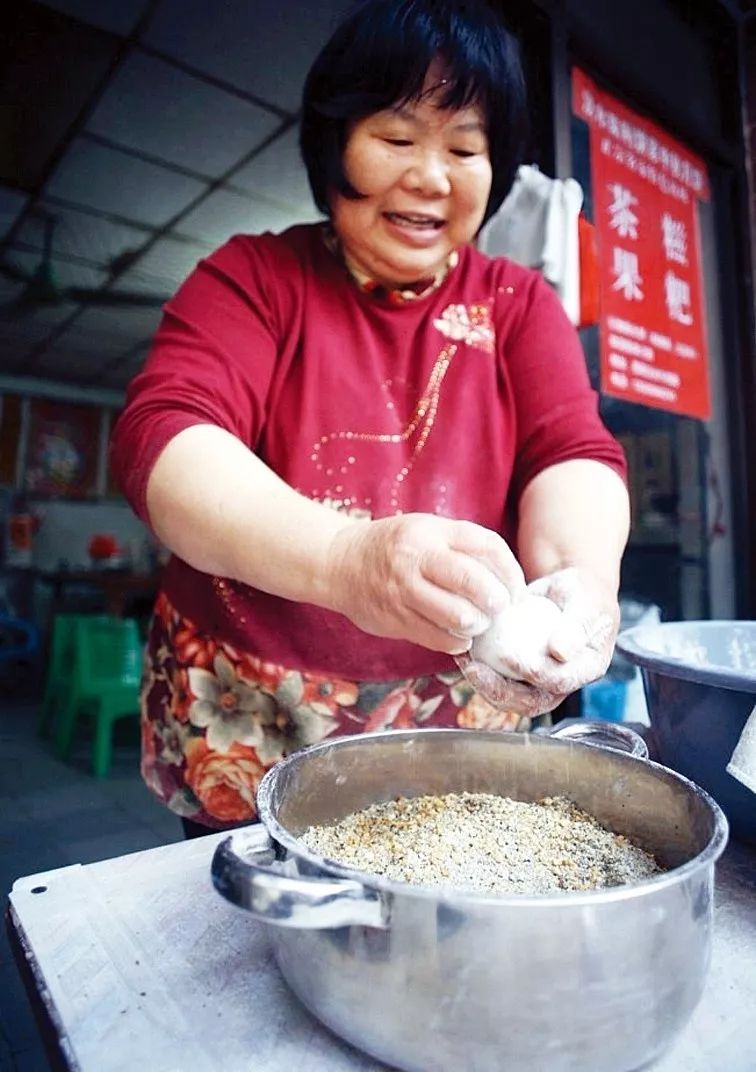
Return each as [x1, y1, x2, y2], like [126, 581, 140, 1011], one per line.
[433, 301, 495, 353]
[310, 341, 457, 513]
[308, 299, 496, 514]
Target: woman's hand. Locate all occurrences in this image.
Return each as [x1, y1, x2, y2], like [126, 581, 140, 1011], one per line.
[528, 566, 620, 690]
[454, 652, 565, 717]
[458, 566, 620, 715]
[325, 513, 526, 655]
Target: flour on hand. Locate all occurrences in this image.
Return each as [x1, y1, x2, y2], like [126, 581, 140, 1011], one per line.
[471, 592, 563, 680]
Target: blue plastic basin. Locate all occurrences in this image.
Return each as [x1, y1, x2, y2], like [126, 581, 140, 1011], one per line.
[616, 620, 756, 843]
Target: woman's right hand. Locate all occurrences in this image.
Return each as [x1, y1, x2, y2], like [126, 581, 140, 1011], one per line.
[325, 514, 526, 655]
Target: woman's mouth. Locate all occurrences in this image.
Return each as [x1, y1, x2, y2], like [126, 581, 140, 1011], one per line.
[383, 211, 444, 231]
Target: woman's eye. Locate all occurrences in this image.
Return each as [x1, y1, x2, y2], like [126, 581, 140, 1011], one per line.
[385, 138, 412, 147]
[451, 149, 477, 158]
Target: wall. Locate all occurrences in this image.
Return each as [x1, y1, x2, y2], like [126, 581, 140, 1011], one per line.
[746, 16, 756, 306]
[0, 389, 151, 570]
[30, 500, 150, 571]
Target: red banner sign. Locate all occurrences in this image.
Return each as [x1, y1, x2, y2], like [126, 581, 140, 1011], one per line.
[572, 68, 711, 420]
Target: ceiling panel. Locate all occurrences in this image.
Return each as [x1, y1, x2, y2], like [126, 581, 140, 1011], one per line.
[0, 338, 39, 374]
[34, 346, 118, 380]
[66, 305, 162, 343]
[0, 273, 25, 305]
[87, 51, 281, 177]
[0, 247, 107, 300]
[0, 254, 80, 322]
[45, 139, 208, 228]
[0, 313, 75, 371]
[2, 5, 120, 190]
[114, 236, 210, 297]
[143, 0, 351, 112]
[0, 187, 29, 242]
[116, 344, 150, 373]
[36, 341, 148, 388]
[231, 127, 318, 214]
[36, 0, 151, 36]
[46, 336, 151, 380]
[98, 346, 151, 388]
[12, 203, 149, 273]
[96, 368, 139, 390]
[0, 313, 74, 344]
[0, 333, 30, 361]
[33, 318, 150, 380]
[0, 300, 80, 375]
[173, 188, 296, 248]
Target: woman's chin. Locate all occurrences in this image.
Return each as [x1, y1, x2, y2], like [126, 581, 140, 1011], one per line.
[377, 249, 449, 286]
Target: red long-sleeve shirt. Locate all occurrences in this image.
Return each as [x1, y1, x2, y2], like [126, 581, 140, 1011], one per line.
[111, 223, 625, 680]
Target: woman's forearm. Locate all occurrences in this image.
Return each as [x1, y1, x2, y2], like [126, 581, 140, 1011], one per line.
[144, 424, 527, 654]
[516, 459, 630, 591]
[145, 424, 359, 607]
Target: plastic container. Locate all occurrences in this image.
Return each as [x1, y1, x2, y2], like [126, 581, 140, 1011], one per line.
[581, 678, 627, 722]
[615, 620, 756, 843]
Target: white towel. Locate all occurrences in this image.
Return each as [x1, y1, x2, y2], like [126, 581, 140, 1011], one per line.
[727, 704, 756, 795]
[478, 164, 584, 325]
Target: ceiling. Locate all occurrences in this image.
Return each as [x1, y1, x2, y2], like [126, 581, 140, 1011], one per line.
[0, 0, 352, 395]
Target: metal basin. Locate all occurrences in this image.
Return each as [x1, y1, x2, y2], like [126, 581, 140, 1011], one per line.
[616, 620, 756, 842]
[212, 728, 728, 1072]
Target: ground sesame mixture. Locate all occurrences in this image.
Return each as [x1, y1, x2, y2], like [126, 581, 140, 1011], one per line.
[300, 793, 663, 895]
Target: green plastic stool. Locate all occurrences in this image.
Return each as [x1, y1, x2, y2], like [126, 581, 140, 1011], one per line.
[39, 613, 108, 737]
[52, 616, 143, 777]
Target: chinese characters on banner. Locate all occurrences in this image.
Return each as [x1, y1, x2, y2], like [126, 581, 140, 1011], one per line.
[572, 68, 711, 420]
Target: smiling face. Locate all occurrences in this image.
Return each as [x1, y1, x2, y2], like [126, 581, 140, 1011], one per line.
[330, 78, 492, 288]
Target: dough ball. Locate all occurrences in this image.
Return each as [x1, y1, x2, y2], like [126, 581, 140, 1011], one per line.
[471, 592, 563, 679]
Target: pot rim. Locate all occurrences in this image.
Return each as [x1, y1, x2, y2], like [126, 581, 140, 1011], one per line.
[256, 728, 729, 908]
[616, 620, 756, 691]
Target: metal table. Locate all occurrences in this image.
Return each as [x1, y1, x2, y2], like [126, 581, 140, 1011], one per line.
[7, 833, 756, 1072]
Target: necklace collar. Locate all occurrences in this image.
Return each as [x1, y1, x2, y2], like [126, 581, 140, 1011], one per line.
[322, 225, 458, 304]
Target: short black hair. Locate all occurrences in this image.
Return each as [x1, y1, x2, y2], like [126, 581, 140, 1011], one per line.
[300, 0, 528, 228]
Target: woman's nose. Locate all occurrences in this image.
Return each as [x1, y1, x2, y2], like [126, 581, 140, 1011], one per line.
[404, 152, 451, 196]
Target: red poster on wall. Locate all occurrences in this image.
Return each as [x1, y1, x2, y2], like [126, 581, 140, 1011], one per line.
[24, 399, 101, 498]
[572, 68, 711, 420]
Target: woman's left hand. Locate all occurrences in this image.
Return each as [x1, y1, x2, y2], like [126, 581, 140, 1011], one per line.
[459, 566, 620, 716]
[525, 566, 620, 690]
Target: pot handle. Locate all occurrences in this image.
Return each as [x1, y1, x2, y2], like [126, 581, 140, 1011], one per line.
[211, 825, 388, 930]
[543, 718, 649, 760]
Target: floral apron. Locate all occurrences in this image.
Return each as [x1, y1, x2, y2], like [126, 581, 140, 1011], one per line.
[141, 592, 532, 828]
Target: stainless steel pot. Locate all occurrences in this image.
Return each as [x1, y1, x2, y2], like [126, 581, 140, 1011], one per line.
[212, 728, 728, 1072]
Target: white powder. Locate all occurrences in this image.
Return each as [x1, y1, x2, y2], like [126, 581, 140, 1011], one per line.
[644, 627, 756, 678]
[727, 631, 756, 674]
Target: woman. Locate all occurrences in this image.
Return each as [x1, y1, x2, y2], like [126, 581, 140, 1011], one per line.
[111, 0, 629, 835]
